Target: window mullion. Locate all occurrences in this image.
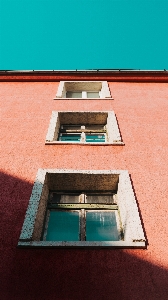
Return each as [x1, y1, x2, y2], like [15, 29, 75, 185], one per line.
[82, 91, 87, 98]
[80, 209, 86, 241]
[81, 125, 85, 142]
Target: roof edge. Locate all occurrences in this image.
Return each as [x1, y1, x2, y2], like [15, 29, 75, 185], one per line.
[0, 70, 168, 82]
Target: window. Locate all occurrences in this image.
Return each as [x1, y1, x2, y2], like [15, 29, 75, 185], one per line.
[18, 169, 146, 248]
[45, 111, 124, 145]
[58, 124, 106, 142]
[66, 91, 100, 98]
[43, 191, 121, 242]
[55, 81, 112, 99]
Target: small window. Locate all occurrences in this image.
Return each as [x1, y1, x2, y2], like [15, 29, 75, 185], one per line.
[66, 91, 100, 98]
[86, 91, 100, 98]
[55, 81, 112, 99]
[86, 211, 118, 241]
[45, 111, 124, 145]
[59, 133, 81, 142]
[45, 211, 80, 241]
[58, 124, 106, 142]
[66, 91, 82, 98]
[85, 134, 105, 143]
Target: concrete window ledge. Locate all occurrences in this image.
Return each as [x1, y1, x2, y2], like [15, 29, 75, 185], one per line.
[18, 241, 145, 248]
[45, 142, 125, 146]
[18, 169, 146, 248]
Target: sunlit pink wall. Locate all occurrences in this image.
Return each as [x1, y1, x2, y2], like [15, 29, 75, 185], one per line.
[1, 80, 168, 300]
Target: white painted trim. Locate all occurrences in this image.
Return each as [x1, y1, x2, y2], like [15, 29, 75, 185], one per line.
[45, 111, 59, 142]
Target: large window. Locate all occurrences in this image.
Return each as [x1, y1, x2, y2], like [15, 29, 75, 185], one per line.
[18, 169, 146, 248]
[45, 111, 124, 145]
[43, 191, 121, 242]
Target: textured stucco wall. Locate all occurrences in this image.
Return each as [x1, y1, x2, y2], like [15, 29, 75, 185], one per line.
[1, 81, 168, 299]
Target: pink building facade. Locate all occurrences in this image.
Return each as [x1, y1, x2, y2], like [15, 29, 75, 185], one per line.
[1, 71, 168, 299]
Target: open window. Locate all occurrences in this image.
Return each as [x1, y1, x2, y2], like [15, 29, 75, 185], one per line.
[55, 81, 112, 99]
[18, 169, 146, 248]
[45, 111, 124, 145]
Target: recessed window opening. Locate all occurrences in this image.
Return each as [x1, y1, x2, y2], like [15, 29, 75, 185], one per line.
[45, 111, 124, 145]
[57, 112, 107, 143]
[18, 169, 145, 248]
[43, 190, 121, 242]
[55, 81, 112, 99]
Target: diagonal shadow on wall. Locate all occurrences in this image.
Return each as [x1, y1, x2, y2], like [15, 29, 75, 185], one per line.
[0, 171, 168, 300]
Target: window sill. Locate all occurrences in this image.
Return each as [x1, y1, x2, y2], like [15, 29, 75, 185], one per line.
[45, 141, 125, 146]
[53, 97, 114, 100]
[18, 240, 146, 248]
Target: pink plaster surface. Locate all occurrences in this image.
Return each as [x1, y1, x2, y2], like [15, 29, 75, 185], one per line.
[1, 81, 168, 299]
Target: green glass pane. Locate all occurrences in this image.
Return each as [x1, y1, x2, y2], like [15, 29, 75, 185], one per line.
[87, 92, 100, 98]
[86, 134, 105, 142]
[59, 134, 81, 141]
[46, 211, 79, 241]
[66, 91, 82, 98]
[86, 211, 119, 241]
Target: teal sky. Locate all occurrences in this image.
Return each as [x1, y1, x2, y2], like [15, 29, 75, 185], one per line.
[0, 0, 168, 70]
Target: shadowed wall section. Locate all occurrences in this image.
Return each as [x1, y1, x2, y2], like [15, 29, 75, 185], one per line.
[0, 171, 168, 300]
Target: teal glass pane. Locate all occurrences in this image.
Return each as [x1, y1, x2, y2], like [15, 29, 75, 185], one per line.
[66, 91, 82, 98]
[46, 211, 79, 241]
[86, 211, 119, 241]
[87, 92, 100, 98]
[86, 134, 105, 142]
[59, 134, 81, 141]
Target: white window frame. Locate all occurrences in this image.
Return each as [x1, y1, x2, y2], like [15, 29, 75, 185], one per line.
[18, 169, 146, 248]
[54, 81, 113, 99]
[66, 91, 101, 98]
[45, 111, 124, 145]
